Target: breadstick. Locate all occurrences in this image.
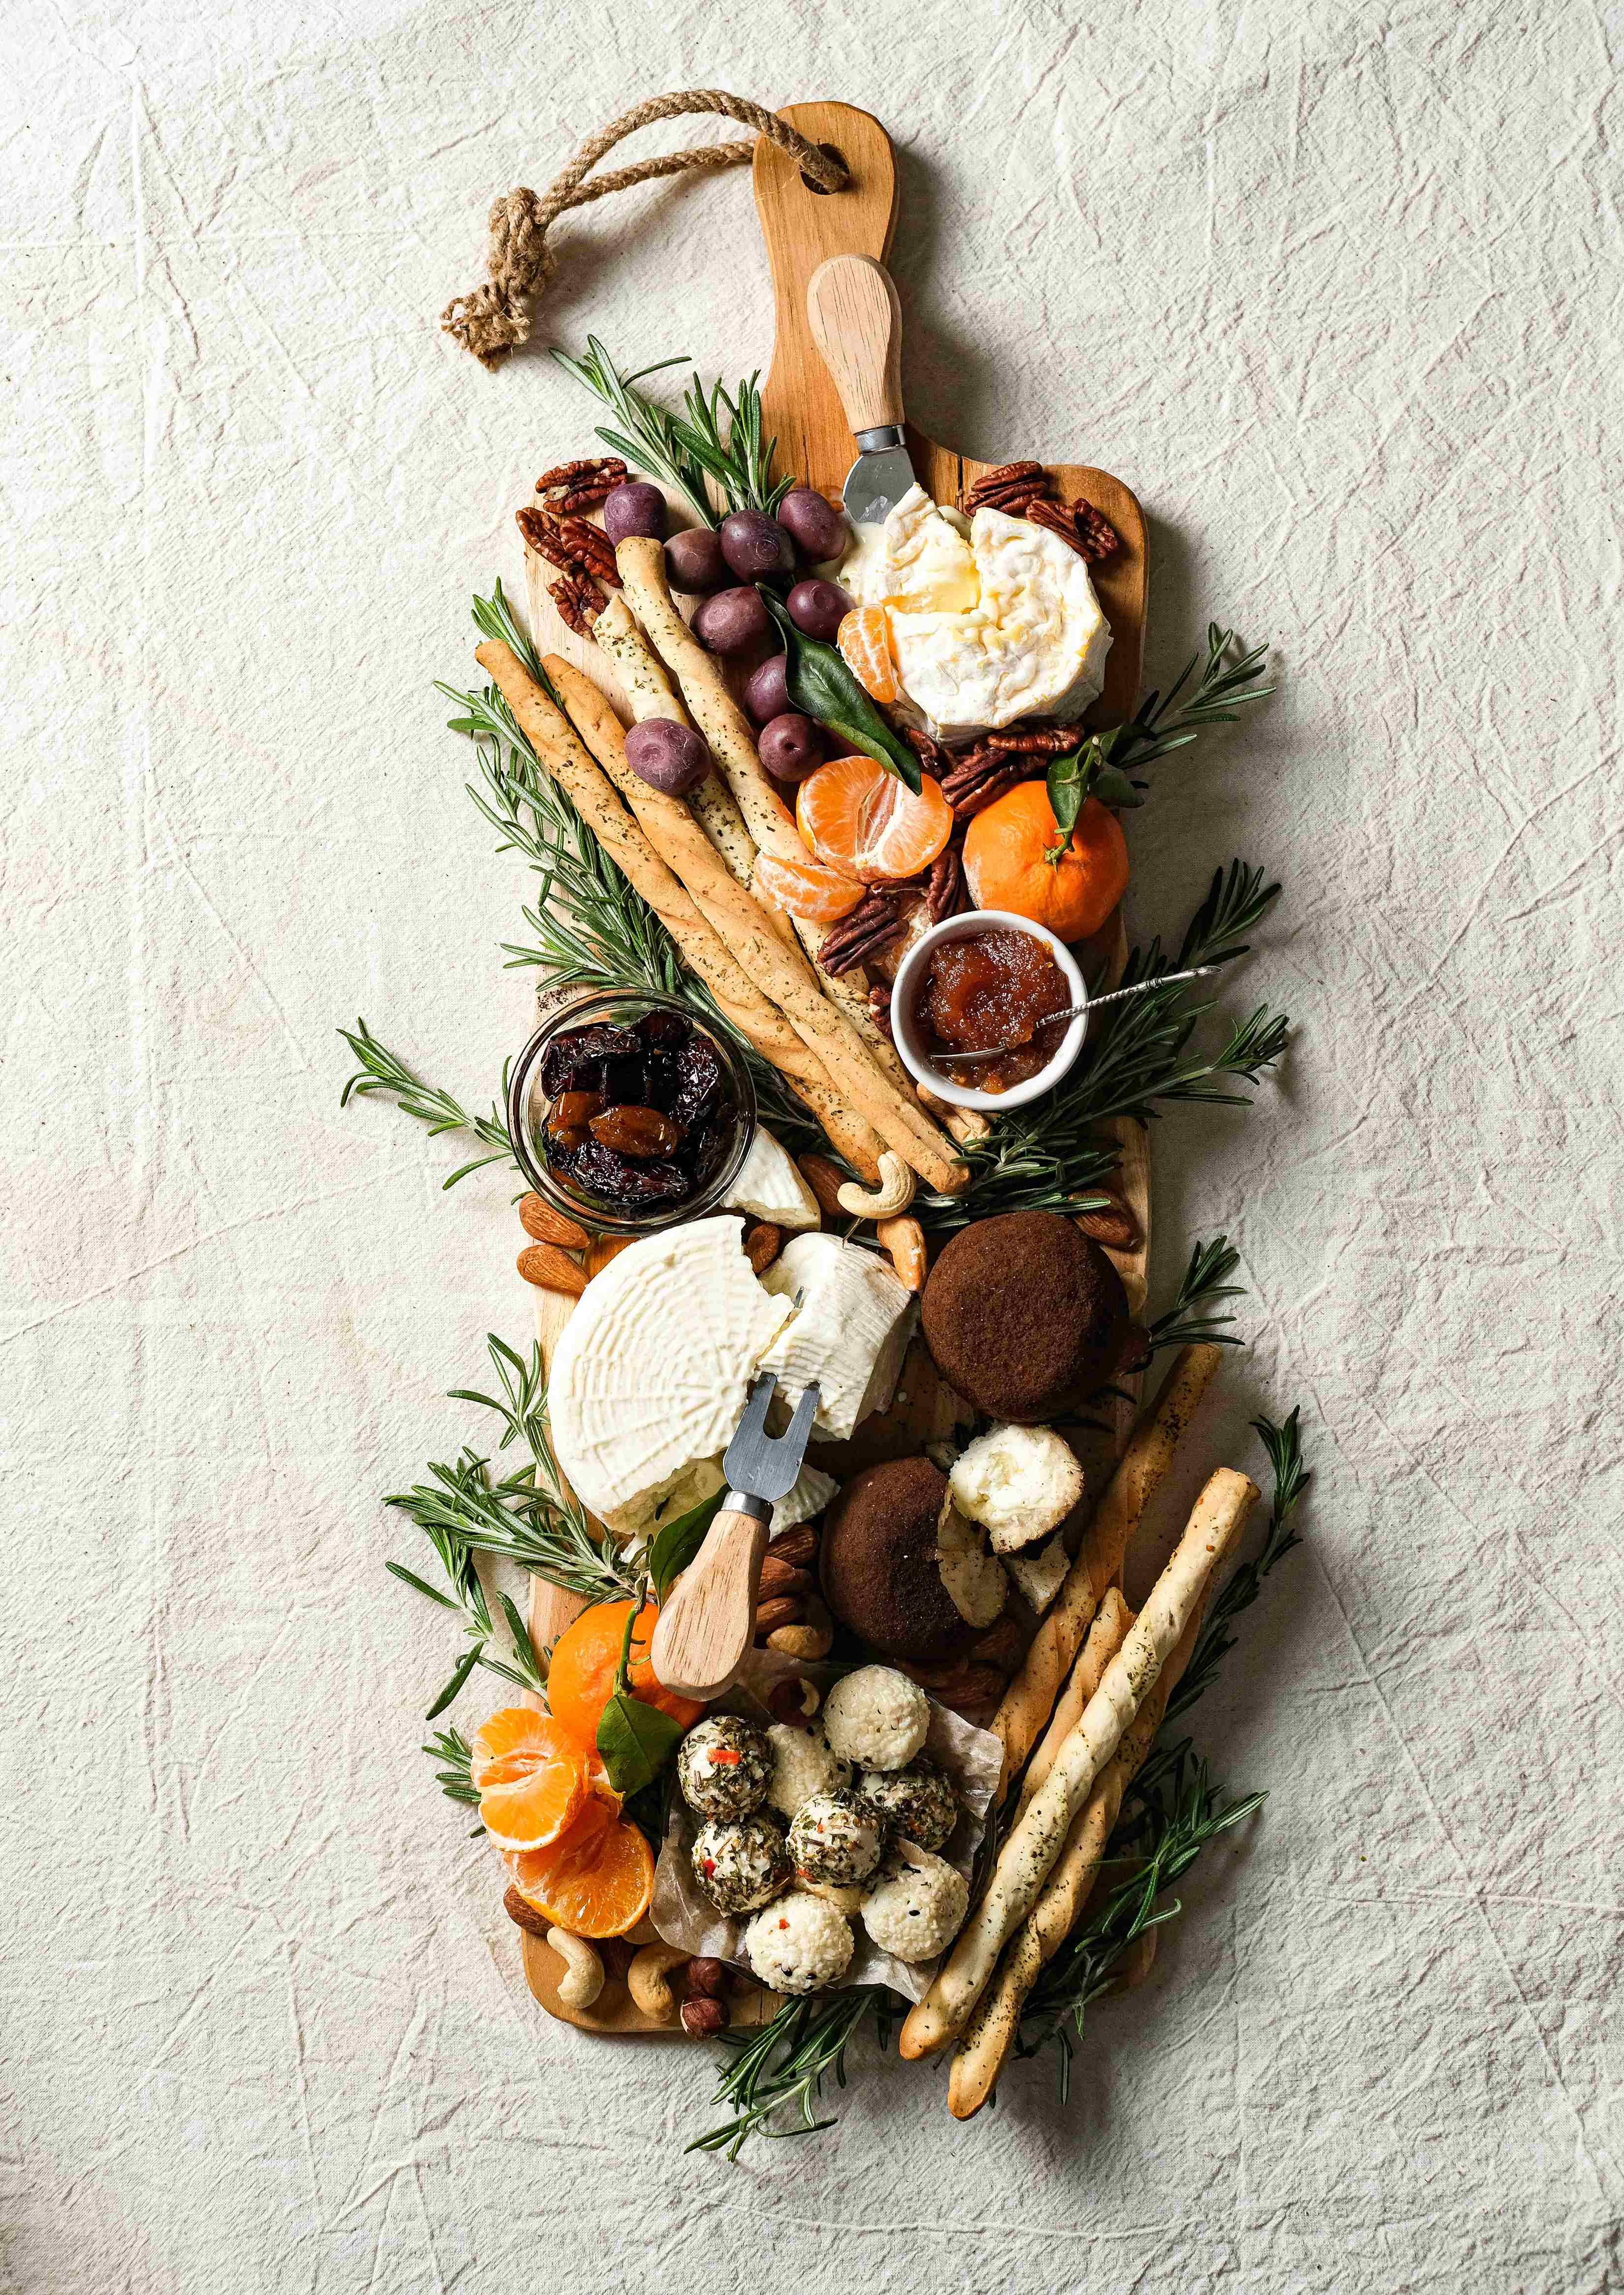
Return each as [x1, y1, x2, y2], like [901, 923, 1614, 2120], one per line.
[589, 592, 761, 894]
[474, 639, 884, 1177]
[947, 1587, 1209, 2119]
[991, 1344, 1222, 1792]
[1015, 1587, 1134, 1820]
[899, 1467, 1256, 2061]
[536, 651, 967, 1195]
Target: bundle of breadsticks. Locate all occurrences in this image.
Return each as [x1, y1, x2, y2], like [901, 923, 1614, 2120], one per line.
[886, 1342, 1260, 2117]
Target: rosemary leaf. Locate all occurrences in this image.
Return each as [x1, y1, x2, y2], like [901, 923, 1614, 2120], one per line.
[1147, 1236, 1249, 1354]
[337, 1018, 518, 1190]
[551, 338, 716, 525]
[687, 1988, 891, 2159]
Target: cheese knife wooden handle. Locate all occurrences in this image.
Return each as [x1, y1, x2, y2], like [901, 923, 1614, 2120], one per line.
[648, 1502, 771, 1701]
[806, 254, 905, 436]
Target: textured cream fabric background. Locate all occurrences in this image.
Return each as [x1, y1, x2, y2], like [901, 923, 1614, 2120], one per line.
[4, 3, 1621, 2289]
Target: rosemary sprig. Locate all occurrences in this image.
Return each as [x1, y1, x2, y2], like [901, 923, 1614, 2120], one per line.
[1166, 1406, 1309, 1721]
[1014, 1754, 1266, 2089]
[550, 338, 715, 525]
[673, 371, 792, 515]
[385, 1463, 549, 1714]
[337, 1018, 518, 1190]
[1147, 1236, 1248, 1354]
[1050, 626, 1275, 815]
[688, 1987, 892, 2158]
[422, 1726, 485, 1835]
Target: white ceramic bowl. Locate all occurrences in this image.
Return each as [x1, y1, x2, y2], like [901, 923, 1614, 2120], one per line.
[889, 910, 1088, 1112]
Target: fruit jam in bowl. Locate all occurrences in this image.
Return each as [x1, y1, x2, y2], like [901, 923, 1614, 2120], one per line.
[508, 991, 755, 1235]
[889, 913, 1088, 1112]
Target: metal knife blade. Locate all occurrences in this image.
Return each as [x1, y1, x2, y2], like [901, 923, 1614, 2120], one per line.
[841, 424, 916, 527]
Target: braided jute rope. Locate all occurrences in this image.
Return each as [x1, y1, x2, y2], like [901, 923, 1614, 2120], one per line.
[442, 90, 849, 368]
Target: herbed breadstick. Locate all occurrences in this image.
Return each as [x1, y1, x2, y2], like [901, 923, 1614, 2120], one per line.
[1015, 1587, 1134, 1821]
[475, 639, 885, 1178]
[541, 654, 966, 1193]
[991, 1344, 1223, 1792]
[589, 592, 761, 894]
[899, 1467, 1257, 2062]
[947, 1588, 1210, 2119]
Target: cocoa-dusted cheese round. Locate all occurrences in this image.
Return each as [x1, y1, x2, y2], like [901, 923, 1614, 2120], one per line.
[921, 1211, 1129, 1422]
[819, 1457, 973, 1663]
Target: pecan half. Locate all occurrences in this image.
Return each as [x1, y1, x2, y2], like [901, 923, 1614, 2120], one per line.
[548, 571, 602, 635]
[984, 722, 1078, 755]
[536, 455, 628, 512]
[901, 723, 951, 781]
[925, 846, 969, 923]
[818, 889, 905, 976]
[1028, 495, 1120, 564]
[939, 744, 1030, 820]
[869, 981, 895, 1044]
[963, 459, 1048, 515]
[556, 515, 619, 587]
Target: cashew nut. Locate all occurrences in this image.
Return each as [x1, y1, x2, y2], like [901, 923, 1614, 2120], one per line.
[545, 1927, 605, 2013]
[627, 1941, 687, 2024]
[836, 1150, 916, 1221]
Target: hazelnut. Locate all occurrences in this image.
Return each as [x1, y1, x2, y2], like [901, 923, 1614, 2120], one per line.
[684, 1957, 728, 1999]
[681, 1996, 727, 2037]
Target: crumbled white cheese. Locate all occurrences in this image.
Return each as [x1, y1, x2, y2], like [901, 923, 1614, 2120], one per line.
[949, 1424, 1085, 1555]
[934, 1494, 1009, 1627]
[1005, 1532, 1071, 1616]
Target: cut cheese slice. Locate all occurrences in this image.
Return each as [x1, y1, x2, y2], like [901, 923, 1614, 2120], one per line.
[757, 1234, 917, 1442]
[547, 1216, 793, 1531]
[724, 1127, 821, 1232]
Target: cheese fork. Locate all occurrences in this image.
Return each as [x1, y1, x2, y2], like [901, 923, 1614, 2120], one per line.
[649, 1374, 822, 1701]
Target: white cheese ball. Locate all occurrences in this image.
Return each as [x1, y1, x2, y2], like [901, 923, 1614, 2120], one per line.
[677, 1714, 772, 1818]
[744, 1888, 855, 1995]
[764, 1722, 850, 1820]
[860, 1847, 970, 1963]
[949, 1424, 1084, 1555]
[788, 1789, 883, 1888]
[822, 1665, 931, 1771]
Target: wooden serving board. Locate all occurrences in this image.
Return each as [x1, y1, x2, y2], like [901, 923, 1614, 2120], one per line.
[514, 100, 1149, 2035]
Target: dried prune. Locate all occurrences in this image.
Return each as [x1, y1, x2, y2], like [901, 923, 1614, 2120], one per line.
[639, 1054, 680, 1114]
[634, 1010, 688, 1052]
[568, 1135, 691, 1206]
[539, 1024, 640, 1097]
[673, 1034, 723, 1127]
[589, 1105, 686, 1158]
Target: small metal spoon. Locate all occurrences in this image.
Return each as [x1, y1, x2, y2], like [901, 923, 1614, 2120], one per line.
[927, 965, 1218, 1065]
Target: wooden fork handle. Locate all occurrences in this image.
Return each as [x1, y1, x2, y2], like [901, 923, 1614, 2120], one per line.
[807, 254, 905, 437]
[648, 1504, 771, 1700]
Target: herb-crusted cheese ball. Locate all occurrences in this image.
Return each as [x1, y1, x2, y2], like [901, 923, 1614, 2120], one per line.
[949, 1423, 1084, 1554]
[690, 1812, 792, 1916]
[822, 1665, 930, 1771]
[853, 1757, 959, 1853]
[744, 1888, 855, 1994]
[787, 1789, 884, 1888]
[676, 1714, 772, 1819]
[764, 1722, 849, 1822]
[860, 1846, 970, 1963]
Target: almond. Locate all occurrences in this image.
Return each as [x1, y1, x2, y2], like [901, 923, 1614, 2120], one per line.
[753, 1594, 805, 1637]
[516, 1242, 587, 1297]
[766, 1523, 820, 1569]
[519, 1193, 590, 1251]
[876, 1213, 927, 1291]
[1075, 1190, 1140, 1252]
[503, 1883, 550, 1939]
[585, 1235, 634, 1279]
[744, 1221, 783, 1275]
[796, 1154, 848, 1219]
[756, 1558, 813, 1602]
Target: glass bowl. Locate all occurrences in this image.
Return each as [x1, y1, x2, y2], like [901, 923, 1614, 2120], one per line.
[507, 989, 756, 1236]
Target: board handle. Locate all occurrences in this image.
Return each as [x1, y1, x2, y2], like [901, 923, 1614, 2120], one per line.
[648, 1505, 771, 1699]
[807, 255, 905, 437]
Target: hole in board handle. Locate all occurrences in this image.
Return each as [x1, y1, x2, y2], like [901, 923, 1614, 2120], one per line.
[800, 142, 848, 196]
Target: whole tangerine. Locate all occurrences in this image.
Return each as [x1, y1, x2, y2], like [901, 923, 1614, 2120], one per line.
[961, 784, 1129, 942]
[545, 1599, 706, 1749]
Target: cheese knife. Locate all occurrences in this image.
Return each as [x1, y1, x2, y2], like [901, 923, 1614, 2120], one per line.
[649, 1373, 822, 1700]
[807, 253, 915, 525]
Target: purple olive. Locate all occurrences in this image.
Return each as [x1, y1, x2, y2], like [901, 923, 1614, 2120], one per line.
[601, 481, 667, 544]
[787, 578, 852, 642]
[743, 652, 793, 725]
[757, 713, 824, 786]
[777, 486, 848, 563]
[692, 585, 772, 656]
[719, 508, 795, 581]
[624, 719, 709, 795]
[664, 526, 728, 593]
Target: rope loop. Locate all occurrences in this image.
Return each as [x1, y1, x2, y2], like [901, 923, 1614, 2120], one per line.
[441, 91, 849, 368]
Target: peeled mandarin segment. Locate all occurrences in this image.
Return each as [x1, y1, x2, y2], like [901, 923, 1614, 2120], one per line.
[506, 1803, 655, 1938]
[796, 754, 954, 882]
[837, 605, 899, 703]
[752, 851, 866, 923]
[473, 1711, 590, 1851]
